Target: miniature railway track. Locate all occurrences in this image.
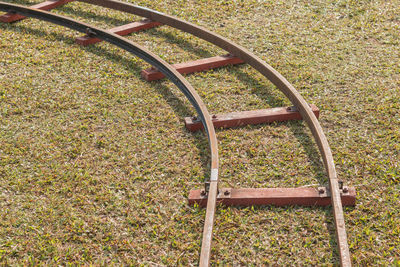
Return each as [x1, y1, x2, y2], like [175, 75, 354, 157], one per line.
[0, 1, 354, 266]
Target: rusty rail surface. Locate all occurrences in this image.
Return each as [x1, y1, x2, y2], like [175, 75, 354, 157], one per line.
[0, 1, 352, 266]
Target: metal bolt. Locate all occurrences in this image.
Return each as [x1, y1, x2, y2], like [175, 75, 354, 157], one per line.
[212, 114, 217, 119]
[342, 187, 348, 193]
[338, 180, 344, 190]
[192, 116, 197, 121]
[287, 106, 297, 112]
[200, 189, 206, 196]
[319, 188, 325, 194]
[86, 28, 97, 37]
[224, 190, 230, 196]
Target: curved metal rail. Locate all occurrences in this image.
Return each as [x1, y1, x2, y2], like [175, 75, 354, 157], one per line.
[0, 1, 351, 266]
[0, 3, 220, 266]
[72, 0, 351, 265]
[69, 1, 350, 265]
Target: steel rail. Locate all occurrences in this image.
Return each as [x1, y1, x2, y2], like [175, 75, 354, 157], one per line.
[67, 0, 351, 265]
[0, 1, 352, 266]
[0, 3, 220, 266]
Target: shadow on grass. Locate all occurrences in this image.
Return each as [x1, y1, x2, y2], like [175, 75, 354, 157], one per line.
[54, 5, 133, 26]
[140, 28, 216, 59]
[0, 20, 76, 43]
[0, 0, 32, 5]
[0, 0, 134, 25]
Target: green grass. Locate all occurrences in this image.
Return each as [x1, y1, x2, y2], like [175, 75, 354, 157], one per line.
[0, 0, 399, 265]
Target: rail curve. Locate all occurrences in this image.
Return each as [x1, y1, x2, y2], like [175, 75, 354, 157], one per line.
[75, 1, 351, 265]
[0, 1, 351, 266]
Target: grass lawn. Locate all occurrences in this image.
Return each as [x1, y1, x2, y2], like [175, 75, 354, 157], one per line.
[0, 0, 399, 265]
